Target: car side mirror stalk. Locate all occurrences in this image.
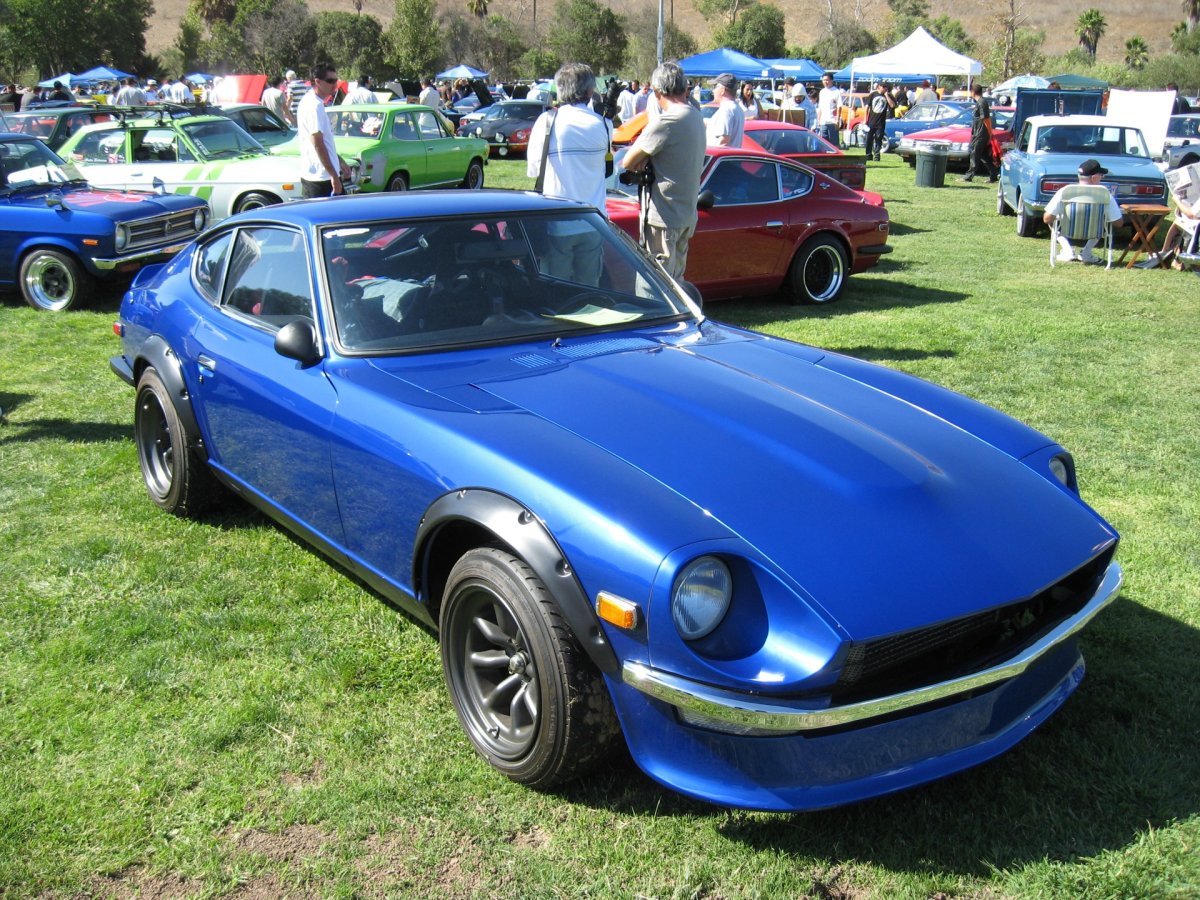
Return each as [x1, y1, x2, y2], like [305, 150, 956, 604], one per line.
[697, 190, 715, 210]
[275, 318, 321, 367]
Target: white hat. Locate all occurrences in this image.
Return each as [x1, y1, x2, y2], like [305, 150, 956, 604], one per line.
[147, 79, 157, 85]
[286, 70, 296, 80]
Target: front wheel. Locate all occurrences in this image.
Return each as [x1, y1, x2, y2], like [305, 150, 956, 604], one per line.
[134, 367, 221, 517]
[787, 235, 848, 305]
[439, 548, 619, 787]
[19, 249, 93, 311]
[461, 159, 485, 189]
[1016, 197, 1039, 237]
[234, 191, 279, 214]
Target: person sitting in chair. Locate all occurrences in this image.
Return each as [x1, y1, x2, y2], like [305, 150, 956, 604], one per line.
[1042, 159, 1124, 264]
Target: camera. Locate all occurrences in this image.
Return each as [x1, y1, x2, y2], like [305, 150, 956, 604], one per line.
[618, 161, 654, 188]
[595, 80, 623, 120]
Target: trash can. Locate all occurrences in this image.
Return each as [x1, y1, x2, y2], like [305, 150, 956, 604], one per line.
[915, 142, 950, 187]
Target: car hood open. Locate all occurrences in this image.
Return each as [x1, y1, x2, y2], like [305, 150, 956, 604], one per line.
[387, 329, 1117, 640]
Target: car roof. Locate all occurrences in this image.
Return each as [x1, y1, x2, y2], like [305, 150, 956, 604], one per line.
[0, 131, 50, 142]
[224, 188, 590, 229]
[6, 105, 97, 116]
[1027, 114, 1137, 128]
[327, 102, 429, 113]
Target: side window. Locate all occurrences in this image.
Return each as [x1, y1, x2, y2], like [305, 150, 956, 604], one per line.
[242, 109, 281, 137]
[780, 165, 814, 199]
[703, 159, 780, 206]
[70, 130, 125, 164]
[415, 110, 446, 139]
[194, 231, 234, 304]
[221, 226, 314, 328]
[133, 128, 192, 163]
[391, 113, 419, 141]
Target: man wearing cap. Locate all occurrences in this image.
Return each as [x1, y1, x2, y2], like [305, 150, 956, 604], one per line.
[706, 73, 744, 148]
[1042, 159, 1125, 264]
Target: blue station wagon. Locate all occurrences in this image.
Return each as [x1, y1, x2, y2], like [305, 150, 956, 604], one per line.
[111, 190, 1122, 811]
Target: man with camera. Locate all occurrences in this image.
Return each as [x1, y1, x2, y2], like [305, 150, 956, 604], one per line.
[618, 62, 706, 282]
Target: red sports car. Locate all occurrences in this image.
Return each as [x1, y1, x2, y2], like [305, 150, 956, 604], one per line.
[738, 119, 867, 191]
[607, 146, 890, 304]
[895, 107, 1016, 168]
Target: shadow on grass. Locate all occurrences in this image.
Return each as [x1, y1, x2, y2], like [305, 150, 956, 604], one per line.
[886, 221, 932, 237]
[563, 596, 1200, 876]
[0, 391, 33, 421]
[0, 417, 128, 443]
[713, 282, 967, 329]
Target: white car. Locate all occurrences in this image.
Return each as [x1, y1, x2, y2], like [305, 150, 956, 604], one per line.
[1164, 113, 1200, 170]
[58, 114, 309, 221]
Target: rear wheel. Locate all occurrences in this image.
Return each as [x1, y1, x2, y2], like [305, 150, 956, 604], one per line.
[387, 172, 409, 192]
[134, 367, 221, 517]
[1016, 196, 1039, 237]
[234, 191, 279, 214]
[19, 249, 92, 311]
[787, 235, 848, 305]
[461, 159, 485, 189]
[439, 548, 618, 787]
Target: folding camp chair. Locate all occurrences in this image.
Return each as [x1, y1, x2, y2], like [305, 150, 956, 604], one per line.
[1049, 184, 1115, 269]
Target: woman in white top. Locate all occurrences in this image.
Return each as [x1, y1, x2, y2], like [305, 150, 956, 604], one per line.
[737, 82, 763, 120]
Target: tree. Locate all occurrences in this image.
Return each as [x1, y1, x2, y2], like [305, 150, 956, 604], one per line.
[624, 8, 696, 77]
[713, 3, 786, 59]
[0, 0, 154, 76]
[518, 47, 560, 79]
[1173, 20, 1200, 52]
[1184, 0, 1199, 33]
[467, 0, 488, 19]
[241, 0, 318, 77]
[696, 0, 755, 27]
[1124, 35, 1149, 69]
[313, 11, 386, 78]
[887, 0, 929, 44]
[387, 0, 446, 77]
[807, 15, 876, 67]
[982, 25, 1045, 80]
[1075, 8, 1106, 58]
[927, 16, 974, 55]
[476, 16, 530, 81]
[544, 0, 627, 75]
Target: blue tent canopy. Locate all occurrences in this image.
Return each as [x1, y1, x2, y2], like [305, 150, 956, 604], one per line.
[37, 72, 78, 89]
[677, 48, 780, 80]
[832, 67, 937, 86]
[437, 64, 487, 80]
[76, 65, 134, 82]
[762, 58, 825, 81]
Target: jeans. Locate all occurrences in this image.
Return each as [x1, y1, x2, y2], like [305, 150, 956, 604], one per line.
[820, 122, 840, 148]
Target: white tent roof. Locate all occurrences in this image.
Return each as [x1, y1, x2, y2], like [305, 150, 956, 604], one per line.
[849, 27, 982, 84]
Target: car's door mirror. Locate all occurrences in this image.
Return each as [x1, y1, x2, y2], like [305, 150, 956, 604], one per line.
[275, 317, 321, 366]
[697, 190, 715, 210]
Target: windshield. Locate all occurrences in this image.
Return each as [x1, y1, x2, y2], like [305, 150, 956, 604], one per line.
[322, 210, 691, 352]
[1035, 124, 1150, 157]
[0, 138, 85, 188]
[752, 128, 837, 155]
[179, 118, 266, 158]
[1168, 116, 1200, 138]
[483, 103, 542, 122]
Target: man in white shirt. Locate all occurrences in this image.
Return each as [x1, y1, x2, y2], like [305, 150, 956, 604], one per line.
[418, 77, 440, 108]
[526, 62, 613, 283]
[346, 75, 375, 105]
[914, 79, 938, 104]
[705, 73, 744, 148]
[114, 78, 146, 107]
[297, 62, 351, 198]
[816, 73, 843, 147]
[1042, 159, 1124, 264]
[617, 80, 638, 122]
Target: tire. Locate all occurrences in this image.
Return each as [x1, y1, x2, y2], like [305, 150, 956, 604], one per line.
[461, 159, 485, 189]
[787, 235, 848, 305]
[1016, 196, 1039, 237]
[134, 367, 221, 517]
[387, 172, 409, 192]
[997, 186, 1014, 216]
[1179, 153, 1199, 169]
[233, 191, 279, 214]
[439, 547, 619, 788]
[19, 249, 93, 311]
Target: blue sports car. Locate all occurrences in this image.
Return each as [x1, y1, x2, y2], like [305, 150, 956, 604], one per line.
[111, 190, 1122, 811]
[880, 100, 972, 152]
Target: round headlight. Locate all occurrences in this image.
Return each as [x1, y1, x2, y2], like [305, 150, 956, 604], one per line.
[114, 226, 127, 251]
[193, 209, 207, 231]
[671, 556, 732, 641]
[1049, 453, 1073, 487]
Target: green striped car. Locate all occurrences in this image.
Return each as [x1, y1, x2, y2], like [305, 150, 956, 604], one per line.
[58, 113, 307, 221]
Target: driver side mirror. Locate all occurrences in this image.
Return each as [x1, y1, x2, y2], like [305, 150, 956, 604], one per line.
[697, 190, 715, 210]
[275, 317, 321, 367]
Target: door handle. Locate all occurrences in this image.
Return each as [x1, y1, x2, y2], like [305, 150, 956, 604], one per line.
[765, 221, 784, 230]
[197, 355, 216, 382]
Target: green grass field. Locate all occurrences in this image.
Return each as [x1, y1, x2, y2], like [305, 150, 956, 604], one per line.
[2, 155, 1198, 899]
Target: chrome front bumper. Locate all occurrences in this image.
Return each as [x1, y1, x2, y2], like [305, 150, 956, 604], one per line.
[91, 242, 191, 271]
[623, 561, 1123, 734]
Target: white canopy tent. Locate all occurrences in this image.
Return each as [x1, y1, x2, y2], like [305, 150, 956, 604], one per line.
[848, 27, 982, 89]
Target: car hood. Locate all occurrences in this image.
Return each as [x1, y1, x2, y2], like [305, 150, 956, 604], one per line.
[0, 185, 203, 218]
[903, 124, 970, 142]
[474, 121, 533, 136]
[383, 329, 1115, 640]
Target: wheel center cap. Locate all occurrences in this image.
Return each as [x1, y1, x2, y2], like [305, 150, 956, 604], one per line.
[508, 652, 527, 675]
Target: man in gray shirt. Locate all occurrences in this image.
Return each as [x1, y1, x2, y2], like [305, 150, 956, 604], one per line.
[620, 62, 706, 281]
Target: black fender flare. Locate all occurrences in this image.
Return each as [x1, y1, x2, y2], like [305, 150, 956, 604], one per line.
[135, 335, 208, 461]
[415, 489, 619, 675]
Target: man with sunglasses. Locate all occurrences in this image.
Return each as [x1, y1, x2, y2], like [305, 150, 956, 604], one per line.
[297, 62, 351, 198]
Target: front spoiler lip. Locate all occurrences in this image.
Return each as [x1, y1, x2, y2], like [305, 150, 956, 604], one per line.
[623, 560, 1123, 734]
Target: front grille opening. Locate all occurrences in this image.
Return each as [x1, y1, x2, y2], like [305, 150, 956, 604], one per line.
[831, 548, 1114, 705]
[126, 210, 201, 252]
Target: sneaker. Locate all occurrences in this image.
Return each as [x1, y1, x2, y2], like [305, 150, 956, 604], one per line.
[961, 175, 974, 182]
[1081, 256, 1103, 266]
[1056, 251, 1077, 263]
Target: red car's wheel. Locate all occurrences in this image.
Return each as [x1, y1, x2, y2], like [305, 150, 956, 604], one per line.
[787, 235, 848, 305]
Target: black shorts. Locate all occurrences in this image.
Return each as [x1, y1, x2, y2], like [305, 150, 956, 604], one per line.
[302, 178, 333, 198]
